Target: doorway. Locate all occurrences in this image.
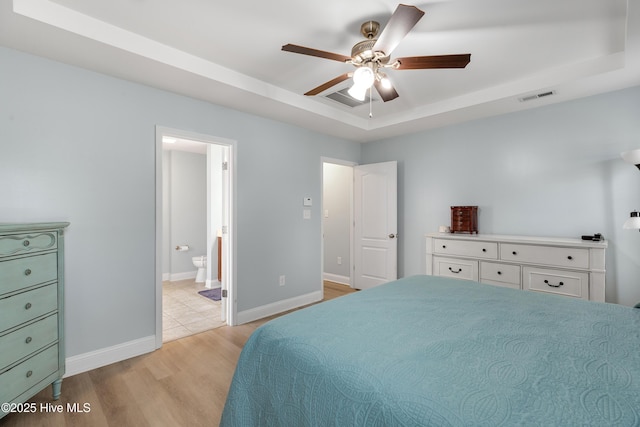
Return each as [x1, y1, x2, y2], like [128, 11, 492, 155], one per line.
[155, 126, 236, 349]
[321, 159, 398, 293]
[322, 159, 356, 291]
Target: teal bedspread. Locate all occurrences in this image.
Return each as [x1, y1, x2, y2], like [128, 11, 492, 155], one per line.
[220, 275, 640, 426]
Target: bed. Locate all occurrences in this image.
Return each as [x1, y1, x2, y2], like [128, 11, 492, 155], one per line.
[220, 275, 640, 426]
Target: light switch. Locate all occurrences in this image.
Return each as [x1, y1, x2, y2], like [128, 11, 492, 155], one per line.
[303, 209, 311, 219]
[324, 209, 329, 218]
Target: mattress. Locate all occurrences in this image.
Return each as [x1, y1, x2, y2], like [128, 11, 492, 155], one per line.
[220, 275, 640, 426]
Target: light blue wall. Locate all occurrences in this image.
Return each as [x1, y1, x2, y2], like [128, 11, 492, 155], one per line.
[163, 150, 207, 276]
[0, 46, 361, 357]
[362, 86, 640, 307]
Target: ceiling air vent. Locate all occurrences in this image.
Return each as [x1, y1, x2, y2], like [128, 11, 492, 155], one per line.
[325, 88, 374, 108]
[518, 90, 556, 102]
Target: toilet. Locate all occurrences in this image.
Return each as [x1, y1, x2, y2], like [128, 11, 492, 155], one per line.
[192, 256, 207, 283]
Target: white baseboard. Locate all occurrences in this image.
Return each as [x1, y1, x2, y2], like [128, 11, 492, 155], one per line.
[65, 335, 156, 377]
[169, 271, 197, 281]
[162, 272, 170, 281]
[323, 273, 351, 286]
[236, 290, 322, 325]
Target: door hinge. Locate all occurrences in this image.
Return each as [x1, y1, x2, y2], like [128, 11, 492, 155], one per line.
[222, 225, 228, 234]
[222, 289, 228, 298]
[222, 161, 228, 171]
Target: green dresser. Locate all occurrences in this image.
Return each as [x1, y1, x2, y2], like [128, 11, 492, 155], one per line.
[0, 222, 69, 418]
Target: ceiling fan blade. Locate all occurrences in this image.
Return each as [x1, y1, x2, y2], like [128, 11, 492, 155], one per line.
[282, 44, 352, 63]
[395, 54, 471, 70]
[304, 73, 351, 96]
[374, 80, 399, 102]
[372, 4, 425, 56]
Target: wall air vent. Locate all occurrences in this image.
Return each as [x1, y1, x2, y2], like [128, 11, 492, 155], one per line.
[325, 88, 374, 108]
[518, 90, 556, 102]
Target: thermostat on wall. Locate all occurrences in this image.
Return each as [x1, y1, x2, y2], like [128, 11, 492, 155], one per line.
[303, 197, 312, 206]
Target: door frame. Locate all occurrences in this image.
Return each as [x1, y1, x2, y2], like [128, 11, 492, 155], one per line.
[155, 126, 238, 349]
[321, 157, 357, 295]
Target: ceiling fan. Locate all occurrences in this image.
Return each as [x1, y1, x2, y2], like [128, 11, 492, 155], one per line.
[282, 4, 471, 103]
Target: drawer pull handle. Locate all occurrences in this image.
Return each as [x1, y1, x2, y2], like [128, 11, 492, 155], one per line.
[482, 248, 487, 252]
[26, 370, 33, 378]
[544, 280, 564, 288]
[512, 251, 517, 255]
[24, 268, 32, 276]
[25, 302, 32, 310]
[25, 336, 33, 344]
[497, 271, 502, 275]
[448, 267, 462, 274]
[23, 240, 30, 247]
[567, 256, 573, 260]
[442, 245, 446, 249]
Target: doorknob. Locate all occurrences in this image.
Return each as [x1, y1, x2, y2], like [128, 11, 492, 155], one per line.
[389, 233, 397, 239]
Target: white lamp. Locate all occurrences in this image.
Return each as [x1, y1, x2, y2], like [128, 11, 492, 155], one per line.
[621, 149, 640, 170]
[347, 84, 368, 101]
[623, 211, 640, 230]
[379, 75, 392, 89]
[352, 66, 375, 88]
[621, 149, 640, 231]
[348, 66, 375, 101]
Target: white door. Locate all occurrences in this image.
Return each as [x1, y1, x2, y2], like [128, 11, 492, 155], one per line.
[354, 161, 397, 290]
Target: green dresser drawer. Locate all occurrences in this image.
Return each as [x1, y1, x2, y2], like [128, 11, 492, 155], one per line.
[0, 253, 58, 296]
[0, 344, 59, 404]
[0, 232, 57, 257]
[0, 284, 58, 331]
[0, 314, 58, 371]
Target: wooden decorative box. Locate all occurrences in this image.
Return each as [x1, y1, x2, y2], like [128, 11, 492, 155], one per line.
[450, 206, 478, 234]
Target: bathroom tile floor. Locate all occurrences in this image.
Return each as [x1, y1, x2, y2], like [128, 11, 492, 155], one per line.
[162, 278, 225, 342]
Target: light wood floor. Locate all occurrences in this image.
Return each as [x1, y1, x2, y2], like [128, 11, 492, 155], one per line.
[1, 281, 356, 427]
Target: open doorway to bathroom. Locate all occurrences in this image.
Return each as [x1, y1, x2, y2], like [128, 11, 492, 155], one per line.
[321, 159, 356, 293]
[155, 127, 236, 347]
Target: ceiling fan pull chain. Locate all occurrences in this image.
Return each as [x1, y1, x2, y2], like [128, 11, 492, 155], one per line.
[369, 86, 373, 118]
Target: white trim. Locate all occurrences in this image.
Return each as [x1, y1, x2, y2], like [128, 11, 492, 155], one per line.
[64, 336, 156, 377]
[155, 129, 163, 350]
[235, 291, 322, 325]
[322, 273, 351, 286]
[168, 271, 197, 282]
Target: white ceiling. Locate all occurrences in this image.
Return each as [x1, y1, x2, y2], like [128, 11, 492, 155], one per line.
[1, 0, 638, 142]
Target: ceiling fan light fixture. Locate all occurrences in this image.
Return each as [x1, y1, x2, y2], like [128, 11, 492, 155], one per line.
[352, 66, 375, 89]
[348, 83, 368, 101]
[282, 4, 470, 107]
[379, 75, 392, 89]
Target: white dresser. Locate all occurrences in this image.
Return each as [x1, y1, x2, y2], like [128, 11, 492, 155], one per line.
[426, 233, 607, 302]
[0, 222, 69, 418]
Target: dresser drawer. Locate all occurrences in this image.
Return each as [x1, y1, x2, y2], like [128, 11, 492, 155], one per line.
[523, 267, 589, 299]
[433, 256, 478, 281]
[0, 232, 57, 258]
[0, 284, 57, 331]
[501, 244, 589, 269]
[434, 239, 497, 259]
[0, 315, 58, 371]
[0, 253, 58, 296]
[0, 344, 59, 404]
[480, 262, 521, 289]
